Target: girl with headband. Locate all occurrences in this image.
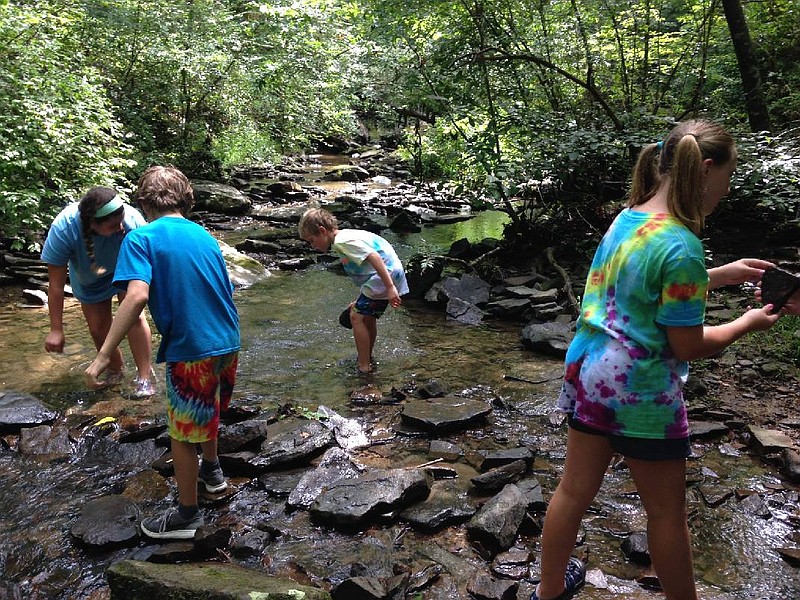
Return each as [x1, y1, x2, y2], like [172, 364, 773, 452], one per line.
[41, 186, 155, 397]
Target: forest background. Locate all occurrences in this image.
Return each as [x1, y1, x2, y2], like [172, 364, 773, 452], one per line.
[1, 0, 798, 252]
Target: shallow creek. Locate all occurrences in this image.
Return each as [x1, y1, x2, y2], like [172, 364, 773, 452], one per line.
[0, 173, 798, 598]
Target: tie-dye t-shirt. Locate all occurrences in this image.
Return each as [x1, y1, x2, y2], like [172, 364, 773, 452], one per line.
[558, 209, 709, 440]
[332, 229, 409, 299]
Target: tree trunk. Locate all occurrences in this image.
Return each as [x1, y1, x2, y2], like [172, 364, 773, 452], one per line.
[721, 0, 771, 132]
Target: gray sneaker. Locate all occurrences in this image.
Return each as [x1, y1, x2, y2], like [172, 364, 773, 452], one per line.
[198, 463, 228, 493]
[140, 508, 203, 540]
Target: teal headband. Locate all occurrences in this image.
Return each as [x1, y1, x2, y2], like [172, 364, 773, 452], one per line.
[94, 195, 124, 219]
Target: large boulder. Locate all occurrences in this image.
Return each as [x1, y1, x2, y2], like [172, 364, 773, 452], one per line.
[192, 181, 252, 215]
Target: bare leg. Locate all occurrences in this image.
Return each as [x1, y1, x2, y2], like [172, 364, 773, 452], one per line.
[537, 428, 613, 599]
[351, 312, 377, 373]
[170, 438, 199, 508]
[118, 293, 152, 380]
[627, 457, 698, 600]
[82, 300, 124, 372]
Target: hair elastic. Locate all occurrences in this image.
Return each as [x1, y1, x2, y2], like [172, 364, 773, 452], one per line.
[94, 195, 124, 219]
[656, 141, 664, 150]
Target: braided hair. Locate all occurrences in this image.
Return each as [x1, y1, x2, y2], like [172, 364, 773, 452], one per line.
[78, 186, 124, 275]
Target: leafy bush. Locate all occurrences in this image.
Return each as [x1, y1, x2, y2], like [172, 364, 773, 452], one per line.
[727, 127, 800, 219]
[0, 1, 135, 250]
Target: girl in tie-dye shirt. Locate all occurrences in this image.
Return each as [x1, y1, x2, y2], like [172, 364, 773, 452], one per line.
[533, 121, 780, 600]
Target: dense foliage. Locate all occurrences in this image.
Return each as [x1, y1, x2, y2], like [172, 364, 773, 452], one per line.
[1, 0, 798, 250]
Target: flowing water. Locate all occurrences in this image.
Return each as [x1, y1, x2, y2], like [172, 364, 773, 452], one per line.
[0, 166, 798, 599]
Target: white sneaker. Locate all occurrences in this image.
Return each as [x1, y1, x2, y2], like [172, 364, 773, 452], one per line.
[132, 368, 157, 398]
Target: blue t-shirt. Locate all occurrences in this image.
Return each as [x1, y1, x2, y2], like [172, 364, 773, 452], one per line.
[113, 216, 240, 363]
[558, 209, 709, 440]
[41, 203, 146, 303]
[332, 229, 409, 299]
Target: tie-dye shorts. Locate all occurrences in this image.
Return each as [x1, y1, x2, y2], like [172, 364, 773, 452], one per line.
[165, 351, 238, 444]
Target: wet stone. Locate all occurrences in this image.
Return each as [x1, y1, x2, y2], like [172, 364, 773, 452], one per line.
[230, 528, 272, 558]
[423, 465, 458, 480]
[466, 484, 528, 556]
[405, 560, 444, 596]
[748, 425, 795, 454]
[776, 547, 800, 567]
[257, 468, 307, 498]
[480, 447, 535, 470]
[621, 532, 650, 565]
[400, 396, 492, 433]
[350, 384, 384, 405]
[399, 480, 476, 530]
[331, 576, 387, 600]
[429, 439, 463, 461]
[0, 391, 57, 434]
[217, 418, 270, 454]
[739, 492, 772, 518]
[466, 571, 518, 600]
[471, 459, 527, 492]
[760, 266, 800, 311]
[77, 435, 164, 469]
[287, 447, 363, 509]
[782, 448, 800, 482]
[418, 379, 448, 398]
[519, 321, 573, 358]
[698, 484, 734, 507]
[688, 420, 729, 440]
[446, 296, 486, 325]
[70, 495, 140, 549]
[107, 559, 333, 599]
[18, 424, 72, 457]
[310, 467, 431, 527]
[225, 419, 334, 474]
[516, 477, 546, 511]
[490, 548, 534, 580]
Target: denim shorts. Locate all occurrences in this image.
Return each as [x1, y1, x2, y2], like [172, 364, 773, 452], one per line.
[353, 293, 389, 319]
[568, 415, 690, 461]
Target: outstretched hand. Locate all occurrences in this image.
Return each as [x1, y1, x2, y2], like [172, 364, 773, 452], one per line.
[710, 258, 775, 288]
[85, 354, 111, 390]
[742, 304, 782, 332]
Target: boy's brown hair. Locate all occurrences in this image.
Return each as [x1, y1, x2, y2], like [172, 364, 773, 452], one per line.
[298, 208, 338, 237]
[135, 165, 194, 217]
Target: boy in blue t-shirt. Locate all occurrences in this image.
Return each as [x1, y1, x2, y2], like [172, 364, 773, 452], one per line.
[85, 166, 240, 541]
